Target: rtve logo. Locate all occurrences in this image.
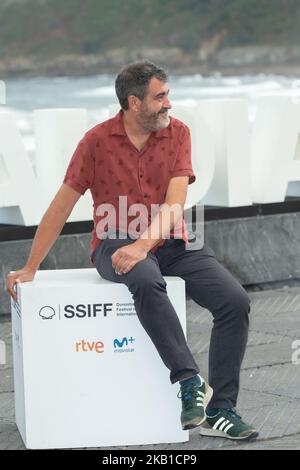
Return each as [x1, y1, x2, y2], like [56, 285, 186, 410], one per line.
[75, 339, 104, 354]
[39, 303, 113, 320]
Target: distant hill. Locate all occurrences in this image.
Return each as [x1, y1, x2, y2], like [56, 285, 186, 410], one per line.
[1, 0, 300, 76]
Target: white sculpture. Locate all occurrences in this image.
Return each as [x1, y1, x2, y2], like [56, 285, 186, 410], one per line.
[0, 97, 300, 226]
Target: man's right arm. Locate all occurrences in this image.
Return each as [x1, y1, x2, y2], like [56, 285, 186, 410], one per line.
[6, 183, 81, 301]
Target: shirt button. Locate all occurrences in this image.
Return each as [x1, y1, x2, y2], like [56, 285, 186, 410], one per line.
[140, 173, 143, 178]
[144, 193, 149, 198]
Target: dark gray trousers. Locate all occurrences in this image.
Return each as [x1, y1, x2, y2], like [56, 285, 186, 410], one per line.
[91, 235, 251, 409]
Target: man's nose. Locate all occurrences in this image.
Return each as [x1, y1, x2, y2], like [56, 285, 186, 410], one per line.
[164, 97, 172, 109]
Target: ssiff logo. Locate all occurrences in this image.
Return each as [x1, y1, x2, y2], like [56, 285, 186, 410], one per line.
[39, 306, 56, 320]
[114, 337, 135, 353]
[38, 303, 112, 320]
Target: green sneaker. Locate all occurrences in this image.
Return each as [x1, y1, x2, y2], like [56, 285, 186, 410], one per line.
[199, 408, 259, 440]
[177, 375, 213, 430]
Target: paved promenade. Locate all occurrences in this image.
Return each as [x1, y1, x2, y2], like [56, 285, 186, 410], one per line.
[1, 286, 300, 450]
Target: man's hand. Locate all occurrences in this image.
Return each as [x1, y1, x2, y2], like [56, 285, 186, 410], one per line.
[111, 240, 149, 275]
[6, 267, 36, 302]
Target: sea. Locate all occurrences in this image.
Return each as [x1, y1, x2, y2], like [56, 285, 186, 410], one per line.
[1, 72, 300, 160]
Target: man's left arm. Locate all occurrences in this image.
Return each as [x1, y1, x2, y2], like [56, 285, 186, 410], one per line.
[140, 123, 195, 248]
[111, 176, 189, 275]
[137, 175, 189, 250]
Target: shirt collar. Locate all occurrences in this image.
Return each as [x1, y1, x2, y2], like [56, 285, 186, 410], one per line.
[110, 109, 169, 139]
[110, 110, 127, 136]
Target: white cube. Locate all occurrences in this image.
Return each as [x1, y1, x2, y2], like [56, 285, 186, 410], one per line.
[11, 268, 189, 449]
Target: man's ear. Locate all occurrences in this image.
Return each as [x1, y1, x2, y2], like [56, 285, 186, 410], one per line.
[128, 95, 140, 112]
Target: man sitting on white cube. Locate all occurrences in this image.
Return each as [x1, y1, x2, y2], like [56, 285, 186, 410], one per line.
[7, 61, 258, 443]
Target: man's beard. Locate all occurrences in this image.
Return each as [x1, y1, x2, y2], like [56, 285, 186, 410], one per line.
[138, 106, 170, 132]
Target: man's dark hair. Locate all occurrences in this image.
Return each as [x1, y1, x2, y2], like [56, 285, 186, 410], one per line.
[115, 60, 168, 110]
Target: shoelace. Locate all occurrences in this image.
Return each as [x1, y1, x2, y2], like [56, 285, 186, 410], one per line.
[225, 408, 242, 421]
[177, 384, 202, 410]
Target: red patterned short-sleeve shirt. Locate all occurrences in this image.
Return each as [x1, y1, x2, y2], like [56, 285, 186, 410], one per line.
[63, 110, 196, 263]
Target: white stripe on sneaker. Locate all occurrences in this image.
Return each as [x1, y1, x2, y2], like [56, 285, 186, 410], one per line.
[219, 419, 230, 431]
[213, 417, 225, 430]
[224, 423, 234, 433]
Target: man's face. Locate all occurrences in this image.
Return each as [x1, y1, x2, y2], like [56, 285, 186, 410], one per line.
[135, 77, 172, 132]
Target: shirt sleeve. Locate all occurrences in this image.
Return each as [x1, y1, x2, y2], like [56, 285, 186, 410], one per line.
[63, 134, 94, 195]
[170, 126, 196, 184]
